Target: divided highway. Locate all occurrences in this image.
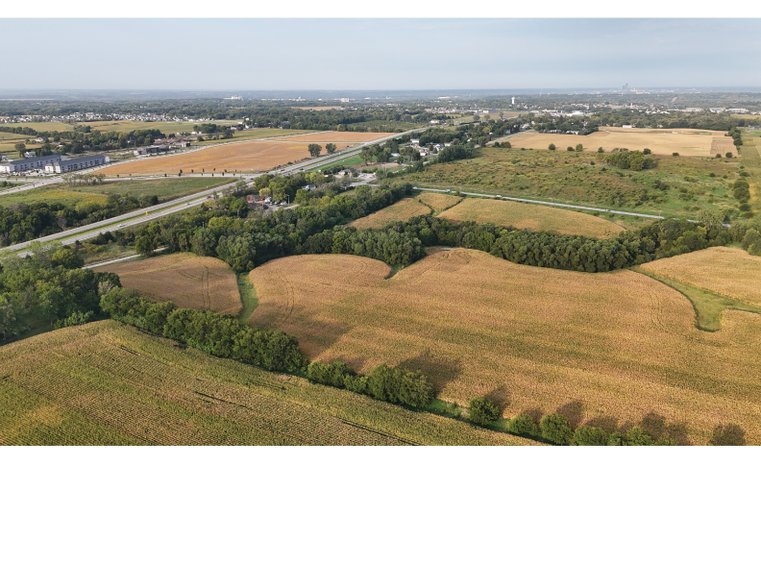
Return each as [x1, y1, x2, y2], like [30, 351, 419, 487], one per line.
[0, 127, 430, 257]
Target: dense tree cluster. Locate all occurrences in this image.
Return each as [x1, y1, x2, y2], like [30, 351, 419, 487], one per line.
[0, 246, 119, 340]
[386, 214, 730, 271]
[436, 144, 474, 163]
[604, 149, 657, 171]
[100, 288, 305, 372]
[125, 181, 418, 270]
[306, 360, 437, 408]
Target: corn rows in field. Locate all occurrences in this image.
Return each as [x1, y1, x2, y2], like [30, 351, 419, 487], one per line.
[0, 322, 538, 446]
[101, 287, 305, 372]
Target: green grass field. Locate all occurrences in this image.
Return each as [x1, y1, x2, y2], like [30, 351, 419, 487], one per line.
[0, 320, 539, 446]
[406, 146, 746, 225]
[0, 177, 234, 207]
[320, 154, 365, 171]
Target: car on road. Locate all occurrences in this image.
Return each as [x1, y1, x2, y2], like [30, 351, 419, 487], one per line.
[118, 223, 125, 228]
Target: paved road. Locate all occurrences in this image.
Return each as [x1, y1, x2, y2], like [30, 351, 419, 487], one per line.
[1, 127, 430, 257]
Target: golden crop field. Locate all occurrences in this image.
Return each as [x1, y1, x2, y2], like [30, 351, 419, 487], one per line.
[349, 198, 431, 229]
[642, 247, 761, 308]
[100, 253, 243, 315]
[417, 191, 463, 213]
[102, 140, 352, 176]
[0, 321, 538, 446]
[439, 198, 623, 239]
[271, 131, 393, 144]
[509, 127, 738, 157]
[249, 250, 761, 445]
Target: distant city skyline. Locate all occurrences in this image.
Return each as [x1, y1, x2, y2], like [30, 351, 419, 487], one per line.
[1, 19, 759, 91]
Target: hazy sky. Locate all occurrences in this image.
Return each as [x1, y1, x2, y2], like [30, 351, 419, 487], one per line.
[2, 19, 760, 91]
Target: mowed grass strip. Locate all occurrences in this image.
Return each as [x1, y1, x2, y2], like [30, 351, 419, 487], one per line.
[508, 127, 736, 157]
[439, 197, 624, 239]
[0, 321, 539, 446]
[249, 250, 761, 445]
[349, 198, 431, 229]
[641, 247, 761, 308]
[100, 253, 243, 315]
[102, 140, 352, 176]
[417, 192, 463, 213]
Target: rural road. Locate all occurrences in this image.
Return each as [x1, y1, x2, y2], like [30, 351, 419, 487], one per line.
[418, 186, 730, 226]
[416, 187, 671, 221]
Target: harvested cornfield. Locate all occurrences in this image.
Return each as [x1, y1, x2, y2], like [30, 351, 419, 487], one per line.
[710, 135, 738, 157]
[642, 247, 761, 307]
[0, 321, 537, 446]
[439, 198, 623, 238]
[103, 140, 352, 176]
[249, 250, 761, 445]
[509, 127, 737, 157]
[100, 253, 242, 315]
[349, 198, 431, 229]
[417, 192, 463, 213]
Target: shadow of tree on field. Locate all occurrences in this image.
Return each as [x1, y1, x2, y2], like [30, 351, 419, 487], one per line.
[584, 415, 619, 434]
[557, 400, 585, 429]
[638, 412, 692, 446]
[397, 348, 463, 390]
[484, 386, 511, 412]
[709, 424, 746, 446]
[524, 407, 545, 423]
[640, 412, 667, 439]
[665, 421, 691, 446]
[301, 319, 353, 354]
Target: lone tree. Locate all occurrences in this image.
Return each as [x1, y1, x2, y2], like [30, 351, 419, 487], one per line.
[468, 397, 501, 427]
[507, 414, 540, 437]
[575, 144, 583, 152]
[548, 143, 556, 151]
[308, 143, 322, 158]
[325, 143, 337, 155]
[540, 413, 574, 445]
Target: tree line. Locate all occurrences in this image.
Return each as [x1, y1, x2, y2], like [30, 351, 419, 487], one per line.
[467, 397, 678, 445]
[386, 213, 733, 271]
[0, 191, 160, 247]
[100, 288, 305, 373]
[307, 360, 437, 408]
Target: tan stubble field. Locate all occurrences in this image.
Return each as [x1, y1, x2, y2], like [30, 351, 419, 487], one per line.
[248, 249, 761, 445]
